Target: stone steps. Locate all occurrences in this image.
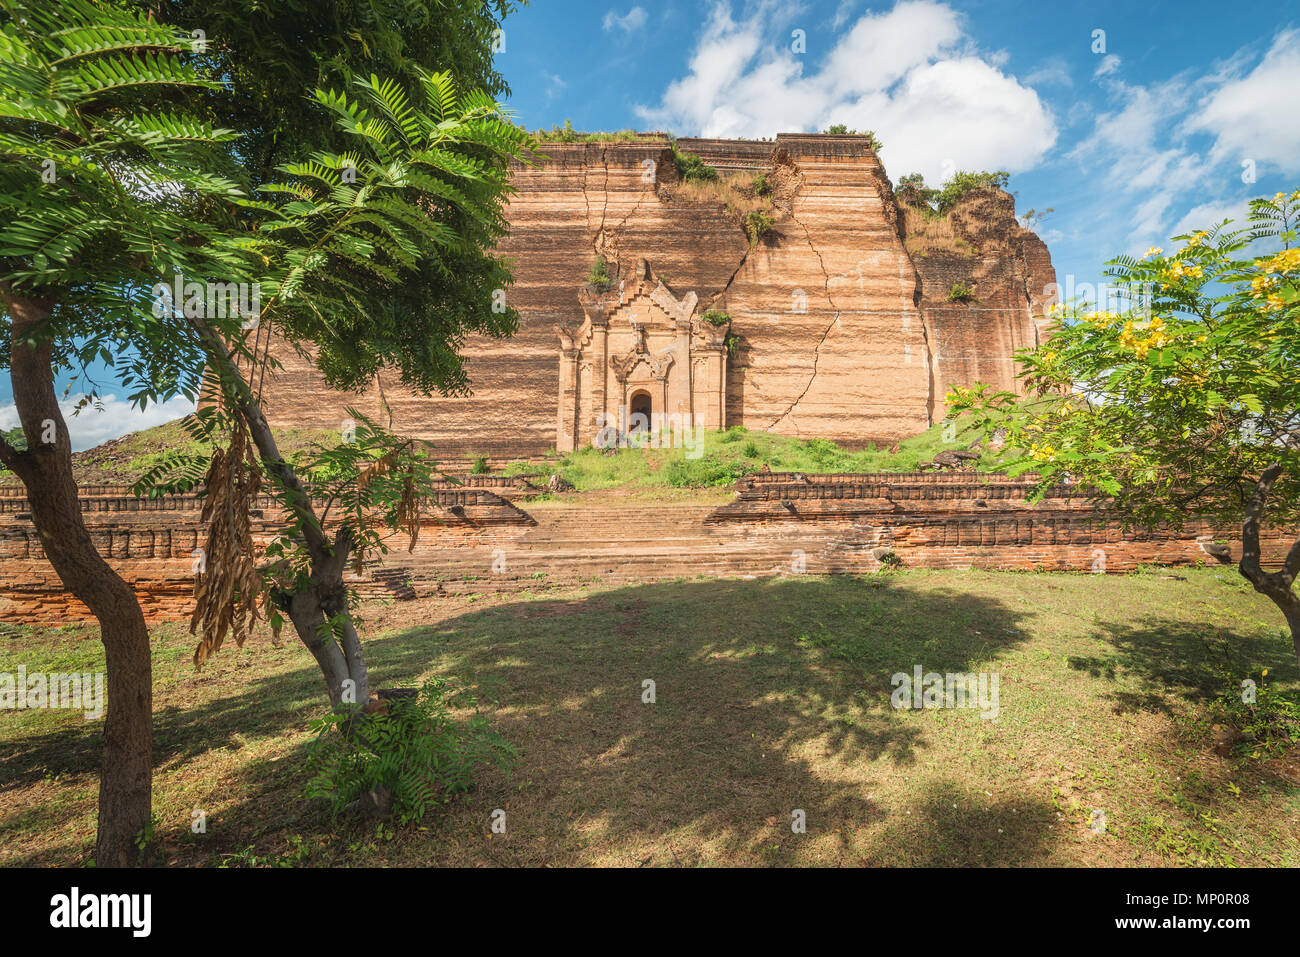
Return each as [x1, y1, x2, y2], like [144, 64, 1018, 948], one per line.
[363, 503, 875, 597]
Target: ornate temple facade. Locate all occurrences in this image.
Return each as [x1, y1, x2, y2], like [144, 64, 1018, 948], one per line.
[556, 259, 728, 451]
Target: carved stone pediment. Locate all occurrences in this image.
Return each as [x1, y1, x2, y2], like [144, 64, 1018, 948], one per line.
[557, 257, 729, 451]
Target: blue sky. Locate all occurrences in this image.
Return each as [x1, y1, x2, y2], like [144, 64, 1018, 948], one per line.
[6, 0, 1299, 448]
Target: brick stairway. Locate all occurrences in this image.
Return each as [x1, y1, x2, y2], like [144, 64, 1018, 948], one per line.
[365, 503, 874, 597]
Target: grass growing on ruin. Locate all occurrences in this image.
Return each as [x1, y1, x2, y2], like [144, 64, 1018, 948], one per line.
[668, 170, 773, 224]
[505, 419, 1005, 494]
[2, 567, 1296, 867]
[0, 418, 344, 487]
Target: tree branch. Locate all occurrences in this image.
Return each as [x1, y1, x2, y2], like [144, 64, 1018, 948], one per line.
[186, 315, 331, 558]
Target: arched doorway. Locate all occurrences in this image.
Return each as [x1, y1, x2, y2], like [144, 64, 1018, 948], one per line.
[628, 389, 652, 433]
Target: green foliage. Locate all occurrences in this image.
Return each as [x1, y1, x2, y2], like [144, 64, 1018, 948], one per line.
[535, 121, 642, 143]
[947, 280, 975, 303]
[700, 309, 731, 327]
[664, 454, 757, 488]
[935, 170, 1010, 213]
[724, 332, 740, 356]
[672, 148, 717, 182]
[742, 440, 760, 459]
[0, 427, 24, 468]
[304, 678, 515, 825]
[0, 0, 532, 409]
[752, 173, 770, 196]
[587, 255, 612, 287]
[531, 418, 997, 492]
[471, 455, 489, 474]
[948, 190, 1300, 533]
[1208, 670, 1300, 759]
[745, 210, 774, 244]
[1021, 207, 1054, 227]
[823, 125, 882, 150]
[896, 172, 938, 208]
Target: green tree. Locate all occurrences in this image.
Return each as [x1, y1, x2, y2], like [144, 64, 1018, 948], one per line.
[949, 192, 1300, 670]
[0, 0, 528, 864]
[935, 170, 1009, 213]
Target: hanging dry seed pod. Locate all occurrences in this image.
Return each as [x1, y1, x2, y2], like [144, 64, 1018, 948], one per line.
[191, 423, 265, 668]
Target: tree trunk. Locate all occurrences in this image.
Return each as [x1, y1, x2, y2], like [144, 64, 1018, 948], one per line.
[190, 316, 369, 708]
[1238, 463, 1300, 672]
[1, 286, 153, 867]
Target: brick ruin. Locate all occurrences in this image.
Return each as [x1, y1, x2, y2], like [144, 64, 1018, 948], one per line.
[7, 134, 1292, 625]
[256, 133, 1056, 460]
[4, 474, 1294, 624]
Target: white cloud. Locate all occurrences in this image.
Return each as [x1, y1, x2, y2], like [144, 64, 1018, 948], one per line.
[635, 0, 1057, 185]
[1024, 57, 1072, 88]
[1093, 54, 1121, 78]
[1185, 28, 1300, 176]
[829, 0, 856, 31]
[541, 70, 567, 104]
[603, 6, 648, 33]
[0, 393, 197, 453]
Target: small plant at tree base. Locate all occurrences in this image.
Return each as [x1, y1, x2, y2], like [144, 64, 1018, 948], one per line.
[948, 281, 976, 302]
[701, 309, 731, 327]
[672, 147, 717, 182]
[587, 255, 612, 287]
[745, 210, 774, 244]
[304, 678, 516, 826]
[1207, 668, 1300, 759]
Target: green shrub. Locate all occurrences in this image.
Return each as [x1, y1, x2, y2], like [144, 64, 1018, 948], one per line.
[701, 309, 731, 327]
[1207, 671, 1300, 759]
[823, 125, 882, 150]
[665, 454, 757, 487]
[947, 280, 975, 303]
[742, 440, 760, 459]
[303, 678, 515, 825]
[896, 172, 938, 208]
[801, 437, 848, 470]
[719, 425, 748, 443]
[752, 173, 770, 196]
[745, 210, 774, 244]
[672, 148, 717, 182]
[471, 455, 490, 474]
[935, 170, 1009, 213]
[587, 256, 612, 287]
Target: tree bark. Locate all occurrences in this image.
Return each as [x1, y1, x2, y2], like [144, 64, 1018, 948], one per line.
[1, 285, 152, 867]
[1238, 463, 1300, 671]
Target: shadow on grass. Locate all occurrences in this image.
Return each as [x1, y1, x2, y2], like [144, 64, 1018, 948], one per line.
[1068, 614, 1298, 715]
[215, 576, 1058, 864]
[4, 575, 1088, 864]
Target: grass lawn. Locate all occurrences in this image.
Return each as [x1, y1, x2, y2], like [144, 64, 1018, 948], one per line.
[2, 566, 1297, 867]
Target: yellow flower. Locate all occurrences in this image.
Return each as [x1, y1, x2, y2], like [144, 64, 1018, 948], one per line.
[1262, 248, 1300, 275]
[1142, 246, 1163, 259]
